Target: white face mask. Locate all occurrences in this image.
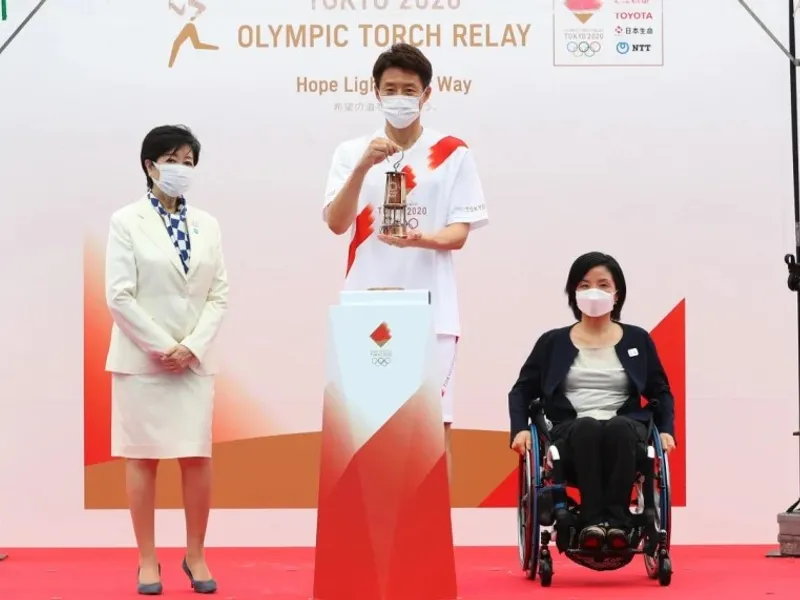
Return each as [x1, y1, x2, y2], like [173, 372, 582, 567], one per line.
[575, 288, 615, 318]
[151, 163, 194, 198]
[379, 94, 422, 129]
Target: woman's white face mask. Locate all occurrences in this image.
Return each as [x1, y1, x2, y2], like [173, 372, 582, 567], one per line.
[575, 288, 615, 317]
[150, 162, 194, 198]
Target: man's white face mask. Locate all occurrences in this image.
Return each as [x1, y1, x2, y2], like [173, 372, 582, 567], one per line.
[379, 95, 422, 129]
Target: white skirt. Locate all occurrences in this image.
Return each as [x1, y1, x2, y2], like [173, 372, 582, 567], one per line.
[111, 371, 214, 459]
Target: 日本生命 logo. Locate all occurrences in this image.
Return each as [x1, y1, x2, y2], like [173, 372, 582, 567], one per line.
[616, 25, 654, 36]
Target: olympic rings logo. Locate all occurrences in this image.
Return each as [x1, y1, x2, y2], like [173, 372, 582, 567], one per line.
[567, 41, 601, 57]
[407, 217, 419, 229]
[372, 357, 391, 366]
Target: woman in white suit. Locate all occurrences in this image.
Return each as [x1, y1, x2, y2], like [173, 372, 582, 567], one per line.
[105, 125, 228, 595]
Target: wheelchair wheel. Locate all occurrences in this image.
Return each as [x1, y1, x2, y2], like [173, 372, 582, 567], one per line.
[658, 556, 672, 586]
[516, 429, 542, 580]
[645, 434, 672, 580]
[516, 452, 534, 576]
[538, 552, 553, 587]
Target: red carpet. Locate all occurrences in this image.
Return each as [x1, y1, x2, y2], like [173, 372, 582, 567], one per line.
[0, 546, 796, 599]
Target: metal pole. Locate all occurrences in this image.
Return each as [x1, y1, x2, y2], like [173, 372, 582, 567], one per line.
[789, 0, 800, 511]
[737, 3, 800, 549]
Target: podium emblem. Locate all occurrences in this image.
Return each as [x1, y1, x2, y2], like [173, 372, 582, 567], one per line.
[369, 322, 392, 348]
[369, 322, 392, 366]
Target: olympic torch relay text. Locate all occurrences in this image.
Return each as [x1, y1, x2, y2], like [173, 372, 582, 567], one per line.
[237, 23, 531, 48]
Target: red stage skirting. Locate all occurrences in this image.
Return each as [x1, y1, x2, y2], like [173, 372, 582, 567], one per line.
[0, 546, 796, 599]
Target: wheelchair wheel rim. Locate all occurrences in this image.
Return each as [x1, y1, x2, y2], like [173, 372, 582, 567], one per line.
[516, 429, 541, 576]
[644, 433, 671, 576]
[528, 430, 541, 577]
[660, 451, 672, 547]
[516, 453, 531, 568]
[644, 480, 661, 575]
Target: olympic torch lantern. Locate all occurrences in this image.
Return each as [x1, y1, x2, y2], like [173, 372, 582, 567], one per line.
[380, 170, 408, 238]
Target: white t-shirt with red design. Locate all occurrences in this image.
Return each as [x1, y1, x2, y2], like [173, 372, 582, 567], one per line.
[322, 128, 488, 336]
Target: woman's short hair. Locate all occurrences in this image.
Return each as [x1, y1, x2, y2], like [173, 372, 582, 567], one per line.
[564, 252, 627, 321]
[140, 125, 201, 189]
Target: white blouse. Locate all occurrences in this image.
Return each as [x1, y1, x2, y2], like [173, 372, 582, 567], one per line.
[564, 346, 629, 420]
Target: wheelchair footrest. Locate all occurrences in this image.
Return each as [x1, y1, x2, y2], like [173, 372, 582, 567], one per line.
[643, 528, 669, 558]
[553, 509, 572, 554]
[538, 485, 572, 554]
[641, 507, 659, 555]
[538, 485, 569, 528]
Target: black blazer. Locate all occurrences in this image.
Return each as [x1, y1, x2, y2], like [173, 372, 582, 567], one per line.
[508, 323, 675, 442]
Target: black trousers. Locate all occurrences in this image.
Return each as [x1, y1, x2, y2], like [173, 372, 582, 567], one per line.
[551, 416, 648, 528]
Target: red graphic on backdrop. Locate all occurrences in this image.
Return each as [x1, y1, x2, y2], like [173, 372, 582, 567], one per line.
[565, 0, 603, 23]
[478, 300, 687, 508]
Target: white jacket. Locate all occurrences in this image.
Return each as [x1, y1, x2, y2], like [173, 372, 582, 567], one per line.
[104, 196, 228, 375]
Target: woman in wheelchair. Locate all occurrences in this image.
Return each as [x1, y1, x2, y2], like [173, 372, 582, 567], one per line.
[509, 252, 676, 552]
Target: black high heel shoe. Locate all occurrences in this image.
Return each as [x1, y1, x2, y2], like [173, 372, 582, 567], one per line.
[137, 564, 162, 595]
[182, 557, 217, 594]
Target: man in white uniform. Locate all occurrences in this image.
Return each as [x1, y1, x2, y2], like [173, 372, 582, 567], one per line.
[322, 43, 488, 476]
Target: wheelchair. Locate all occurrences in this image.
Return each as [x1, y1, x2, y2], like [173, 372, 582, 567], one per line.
[516, 405, 673, 587]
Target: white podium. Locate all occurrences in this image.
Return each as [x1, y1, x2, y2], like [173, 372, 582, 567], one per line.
[313, 290, 457, 600]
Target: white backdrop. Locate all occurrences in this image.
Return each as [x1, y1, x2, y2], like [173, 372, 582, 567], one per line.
[0, 0, 797, 547]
